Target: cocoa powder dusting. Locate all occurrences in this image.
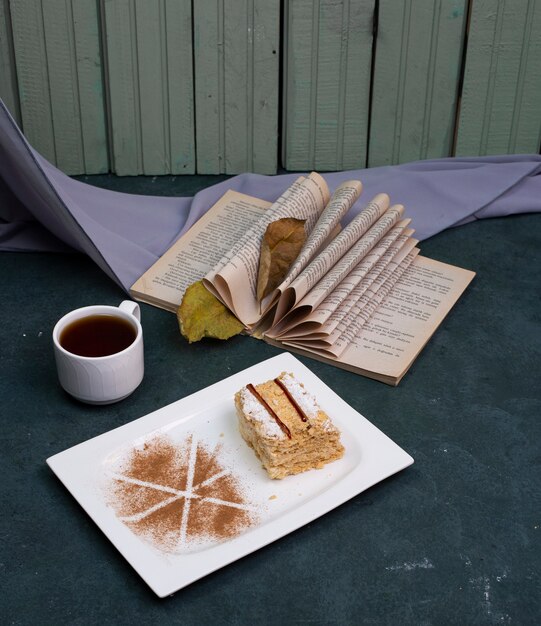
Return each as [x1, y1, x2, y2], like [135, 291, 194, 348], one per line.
[105, 434, 258, 553]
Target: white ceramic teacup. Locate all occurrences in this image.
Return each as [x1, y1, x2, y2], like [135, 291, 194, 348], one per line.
[52, 301, 144, 404]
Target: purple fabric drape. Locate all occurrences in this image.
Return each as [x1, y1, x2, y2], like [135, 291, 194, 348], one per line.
[1, 99, 540, 292]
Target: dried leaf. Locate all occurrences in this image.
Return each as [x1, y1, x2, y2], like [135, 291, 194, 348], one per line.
[256, 217, 306, 301]
[177, 281, 244, 343]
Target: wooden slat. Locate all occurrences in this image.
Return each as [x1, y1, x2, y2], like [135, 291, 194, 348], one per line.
[251, 0, 280, 173]
[369, 0, 467, 167]
[10, 0, 107, 174]
[42, 0, 86, 173]
[194, 0, 279, 174]
[164, 0, 196, 174]
[455, 0, 541, 156]
[282, 0, 374, 171]
[282, 0, 313, 170]
[71, 0, 108, 173]
[223, 0, 280, 173]
[103, 0, 143, 175]
[341, 0, 374, 169]
[193, 0, 223, 174]
[103, 0, 195, 175]
[135, 0, 165, 174]
[10, 0, 56, 164]
[224, 0, 251, 173]
[0, 0, 21, 126]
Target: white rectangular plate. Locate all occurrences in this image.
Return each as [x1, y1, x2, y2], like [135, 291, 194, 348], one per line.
[47, 354, 413, 597]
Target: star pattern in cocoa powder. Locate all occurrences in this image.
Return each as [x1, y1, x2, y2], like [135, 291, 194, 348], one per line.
[106, 434, 257, 553]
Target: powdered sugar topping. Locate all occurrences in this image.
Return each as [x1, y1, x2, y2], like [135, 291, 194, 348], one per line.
[240, 387, 285, 439]
[279, 373, 335, 431]
[279, 373, 320, 420]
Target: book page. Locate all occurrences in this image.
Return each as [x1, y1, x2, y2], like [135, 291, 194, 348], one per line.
[280, 180, 363, 287]
[326, 249, 420, 356]
[272, 194, 393, 323]
[275, 227, 416, 340]
[130, 190, 270, 312]
[321, 236, 418, 339]
[204, 172, 330, 327]
[313, 229, 416, 329]
[287, 249, 419, 356]
[270, 203, 404, 331]
[281, 256, 475, 382]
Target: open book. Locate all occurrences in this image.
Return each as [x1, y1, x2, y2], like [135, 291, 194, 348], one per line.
[131, 172, 475, 385]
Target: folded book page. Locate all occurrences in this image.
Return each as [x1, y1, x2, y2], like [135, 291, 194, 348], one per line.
[275, 227, 417, 340]
[203, 172, 330, 327]
[276, 180, 363, 291]
[268, 203, 405, 335]
[319, 236, 419, 341]
[271, 193, 393, 324]
[130, 190, 270, 312]
[284, 250, 419, 357]
[276, 256, 475, 384]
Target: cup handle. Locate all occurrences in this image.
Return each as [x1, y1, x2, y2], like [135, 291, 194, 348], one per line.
[119, 300, 141, 321]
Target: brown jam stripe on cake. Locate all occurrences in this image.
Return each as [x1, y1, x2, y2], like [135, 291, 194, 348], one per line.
[273, 377, 308, 422]
[246, 383, 292, 439]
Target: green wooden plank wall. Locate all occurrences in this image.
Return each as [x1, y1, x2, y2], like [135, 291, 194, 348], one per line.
[455, 0, 541, 155]
[368, 0, 467, 167]
[282, 0, 375, 171]
[193, 0, 280, 174]
[0, 0, 20, 126]
[9, 0, 108, 174]
[1, 0, 540, 175]
[103, 0, 195, 175]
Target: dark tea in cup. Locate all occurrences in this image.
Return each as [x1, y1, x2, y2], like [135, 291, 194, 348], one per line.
[53, 301, 144, 404]
[59, 314, 137, 358]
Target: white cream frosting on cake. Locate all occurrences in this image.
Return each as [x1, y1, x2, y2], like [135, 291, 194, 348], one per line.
[234, 371, 344, 479]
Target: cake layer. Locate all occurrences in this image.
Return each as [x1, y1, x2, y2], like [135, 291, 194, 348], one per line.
[235, 371, 344, 479]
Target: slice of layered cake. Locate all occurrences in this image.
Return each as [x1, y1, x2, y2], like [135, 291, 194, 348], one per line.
[234, 372, 344, 479]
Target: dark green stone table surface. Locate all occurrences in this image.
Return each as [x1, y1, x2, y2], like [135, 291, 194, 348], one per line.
[1, 176, 540, 625]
